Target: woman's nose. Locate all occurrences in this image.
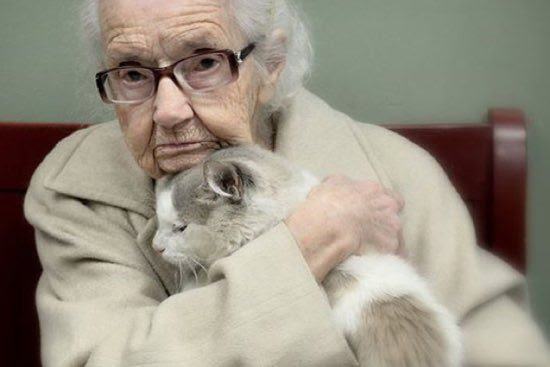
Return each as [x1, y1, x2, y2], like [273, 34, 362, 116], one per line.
[153, 77, 195, 130]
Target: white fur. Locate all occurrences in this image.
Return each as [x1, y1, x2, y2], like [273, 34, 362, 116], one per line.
[332, 255, 463, 367]
[276, 169, 319, 215]
[297, 169, 320, 197]
[246, 167, 318, 222]
[156, 189, 178, 225]
[153, 188, 181, 254]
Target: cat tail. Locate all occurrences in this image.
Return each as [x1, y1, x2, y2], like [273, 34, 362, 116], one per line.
[329, 255, 462, 367]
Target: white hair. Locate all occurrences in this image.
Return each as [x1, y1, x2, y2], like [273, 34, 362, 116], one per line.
[80, 0, 313, 113]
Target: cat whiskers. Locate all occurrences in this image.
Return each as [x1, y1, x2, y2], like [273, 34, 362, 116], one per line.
[167, 254, 196, 291]
[172, 253, 208, 288]
[172, 257, 189, 291]
[188, 258, 200, 284]
[187, 254, 208, 280]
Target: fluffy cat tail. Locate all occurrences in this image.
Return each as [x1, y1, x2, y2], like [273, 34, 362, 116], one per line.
[330, 255, 462, 367]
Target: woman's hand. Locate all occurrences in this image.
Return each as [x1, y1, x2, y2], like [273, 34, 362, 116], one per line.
[285, 175, 405, 283]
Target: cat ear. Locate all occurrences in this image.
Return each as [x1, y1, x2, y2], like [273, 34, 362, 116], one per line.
[203, 160, 243, 203]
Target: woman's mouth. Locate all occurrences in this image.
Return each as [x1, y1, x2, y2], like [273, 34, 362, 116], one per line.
[154, 141, 223, 173]
[154, 141, 222, 158]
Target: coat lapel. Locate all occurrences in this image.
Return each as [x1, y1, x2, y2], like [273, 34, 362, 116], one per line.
[44, 122, 180, 294]
[44, 122, 156, 218]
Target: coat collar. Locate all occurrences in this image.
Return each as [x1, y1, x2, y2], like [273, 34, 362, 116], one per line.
[276, 89, 381, 181]
[47, 89, 380, 218]
[44, 122, 156, 218]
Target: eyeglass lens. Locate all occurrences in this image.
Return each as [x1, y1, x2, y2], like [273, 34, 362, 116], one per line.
[101, 52, 236, 103]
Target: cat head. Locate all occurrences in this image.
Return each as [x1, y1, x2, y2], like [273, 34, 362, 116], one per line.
[152, 145, 290, 268]
[153, 145, 316, 277]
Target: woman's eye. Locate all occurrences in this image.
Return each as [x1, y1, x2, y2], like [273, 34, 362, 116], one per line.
[195, 57, 219, 71]
[120, 69, 148, 83]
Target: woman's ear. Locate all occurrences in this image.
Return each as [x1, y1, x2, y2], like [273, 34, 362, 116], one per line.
[258, 29, 287, 105]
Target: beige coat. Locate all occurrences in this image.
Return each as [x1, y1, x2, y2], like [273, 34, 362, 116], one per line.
[25, 89, 549, 366]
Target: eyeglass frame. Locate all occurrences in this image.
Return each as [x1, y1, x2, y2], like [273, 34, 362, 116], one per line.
[95, 43, 256, 105]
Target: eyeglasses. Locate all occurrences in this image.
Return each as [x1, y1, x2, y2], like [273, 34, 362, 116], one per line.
[95, 43, 256, 105]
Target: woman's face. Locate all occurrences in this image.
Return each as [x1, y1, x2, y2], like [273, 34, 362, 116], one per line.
[100, 0, 277, 178]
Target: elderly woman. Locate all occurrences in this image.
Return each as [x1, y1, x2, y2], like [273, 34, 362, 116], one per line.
[24, 0, 549, 366]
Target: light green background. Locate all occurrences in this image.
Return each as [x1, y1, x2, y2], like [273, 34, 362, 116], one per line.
[1, 1, 549, 336]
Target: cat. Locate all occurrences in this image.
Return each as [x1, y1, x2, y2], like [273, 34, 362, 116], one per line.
[153, 145, 462, 367]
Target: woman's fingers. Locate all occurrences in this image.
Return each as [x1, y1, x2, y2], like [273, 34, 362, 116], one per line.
[286, 175, 407, 282]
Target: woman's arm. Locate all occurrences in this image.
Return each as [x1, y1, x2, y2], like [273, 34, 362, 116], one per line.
[25, 159, 357, 367]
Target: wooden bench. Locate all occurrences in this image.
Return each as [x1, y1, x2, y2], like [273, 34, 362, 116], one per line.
[0, 108, 527, 366]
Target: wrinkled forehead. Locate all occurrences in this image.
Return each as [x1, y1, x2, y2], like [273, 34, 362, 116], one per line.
[99, 0, 242, 64]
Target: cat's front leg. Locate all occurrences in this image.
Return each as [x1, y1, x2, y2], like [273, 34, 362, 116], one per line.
[327, 255, 462, 367]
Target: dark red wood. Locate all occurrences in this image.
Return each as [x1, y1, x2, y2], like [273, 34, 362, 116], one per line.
[0, 112, 528, 366]
[0, 122, 86, 191]
[385, 123, 494, 248]
[383, 109, 527, 272]
[0, 193, 42, 367]
[0, 122, 85, 367]
[488, 109, 527, 272]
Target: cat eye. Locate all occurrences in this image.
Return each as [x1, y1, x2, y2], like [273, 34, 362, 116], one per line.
[173, 225, 187, 233]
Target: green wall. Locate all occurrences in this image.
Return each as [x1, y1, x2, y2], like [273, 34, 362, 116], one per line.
[1, 0, 549, 336]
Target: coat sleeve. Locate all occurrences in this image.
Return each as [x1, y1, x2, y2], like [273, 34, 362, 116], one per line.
[352, 122, 550, 366]
[24, 158, 358, 367]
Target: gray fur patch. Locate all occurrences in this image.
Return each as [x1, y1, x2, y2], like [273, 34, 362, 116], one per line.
[350, 295, 448, 367]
